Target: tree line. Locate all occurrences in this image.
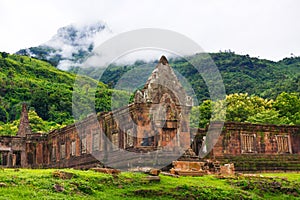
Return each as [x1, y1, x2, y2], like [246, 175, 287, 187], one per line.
[190, 92, 300, 128]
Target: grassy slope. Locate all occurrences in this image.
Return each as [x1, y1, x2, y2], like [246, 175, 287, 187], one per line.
[0, 53, 104, 123]
[0, 53, 130, 135]
[0, 169, 299, 200]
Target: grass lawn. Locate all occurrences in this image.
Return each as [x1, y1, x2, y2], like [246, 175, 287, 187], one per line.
[0, 168, 299, 199]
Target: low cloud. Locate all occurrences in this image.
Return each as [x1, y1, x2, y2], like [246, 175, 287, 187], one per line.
[40, 21, 114, 70]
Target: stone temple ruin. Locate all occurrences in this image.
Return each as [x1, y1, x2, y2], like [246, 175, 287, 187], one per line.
[0, 56, 299, 172]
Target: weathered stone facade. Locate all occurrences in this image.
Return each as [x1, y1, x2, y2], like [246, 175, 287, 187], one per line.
[0, 56, 299, 171]
[0, 56, 192, 169]
[192, 122, 300, 156]
[191, 122, 300, 171]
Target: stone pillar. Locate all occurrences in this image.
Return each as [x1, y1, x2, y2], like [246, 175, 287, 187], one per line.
[12, 154, 16, 167]
[3, 152, 8, 167]
[8, 152, 12, 167]
[288, 135, 293, 154]
[21, 150, 27, 167]
[0, 152, 5, 166]
[176, 129, 181, 147]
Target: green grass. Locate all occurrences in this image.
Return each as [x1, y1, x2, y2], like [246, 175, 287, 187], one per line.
[0, 169, 299, 199]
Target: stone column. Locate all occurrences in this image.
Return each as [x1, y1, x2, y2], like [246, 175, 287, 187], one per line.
[288, 135, 293, 154]
[12, 154, 16, 167]
[21, 150, 27, 167]
[4, 152, 8, 167]
[0, 152, 4, 166]
[176, 129, 180, 147]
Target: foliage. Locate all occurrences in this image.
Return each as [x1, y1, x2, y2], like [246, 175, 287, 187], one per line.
[191, 93, 300, 128]
[225, 93, 272, 122]
[273, 92, 300, 125]
[0, 120, 18, 136]
[28, 110, 63, 133]
[0, 110, 63, 136]
[190, 100, 212, 128]
[247, 109, 288, 125]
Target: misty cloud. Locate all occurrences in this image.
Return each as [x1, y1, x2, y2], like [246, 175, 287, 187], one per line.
[1, 0, 300, 61]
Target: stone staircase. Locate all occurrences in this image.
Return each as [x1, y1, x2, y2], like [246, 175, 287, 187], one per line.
[216, 154, 300, 172]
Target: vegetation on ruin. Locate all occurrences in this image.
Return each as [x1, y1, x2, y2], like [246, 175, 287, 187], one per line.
[0, 169, 299, 199]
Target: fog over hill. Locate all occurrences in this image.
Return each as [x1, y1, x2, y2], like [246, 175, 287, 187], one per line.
[15, 22, 300, 102]
[17, 21, 112, 70]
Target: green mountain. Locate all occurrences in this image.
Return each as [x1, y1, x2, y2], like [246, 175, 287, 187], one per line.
[209, 52, 300, 98]
[0, 52, 127, 132]
[81, 52, 299, 102]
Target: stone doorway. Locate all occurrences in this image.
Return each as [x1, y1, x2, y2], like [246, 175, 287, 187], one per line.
[13, 151, 21, 166]
[0, 151, 9, 166]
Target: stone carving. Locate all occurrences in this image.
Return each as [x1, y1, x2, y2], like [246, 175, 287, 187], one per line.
[71, 141, 76, 156]
[241, 134, 256, 153]
[126, 129, 134, 148]
[92, 129, 100, 152]
[134, 90, 144, 103]
[60, 144, 66, 159]
[276, 135, 291, 153]
[81, 137, 87, 154]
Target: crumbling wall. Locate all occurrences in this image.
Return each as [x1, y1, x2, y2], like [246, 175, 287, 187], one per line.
[193, 122, 300, 171]
[192, 122, 300, 157]
[0, 136, 26, 167]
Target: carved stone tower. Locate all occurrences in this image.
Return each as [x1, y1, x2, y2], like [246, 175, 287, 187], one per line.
[133, 56, 192, 150]
[17, 103, 31, 137]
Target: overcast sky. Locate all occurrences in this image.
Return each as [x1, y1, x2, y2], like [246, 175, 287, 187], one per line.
[0, 0, 299, 61]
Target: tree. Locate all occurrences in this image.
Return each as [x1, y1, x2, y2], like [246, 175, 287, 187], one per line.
[274, 92, 300, 124]
[190, 100, 212, 128]
[225, 93, 272, 122]
[28, 109, 62, 133]
[31, 89, 50, 120]
[247, 109, 290, 125]
[0, 107, 9, 123]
